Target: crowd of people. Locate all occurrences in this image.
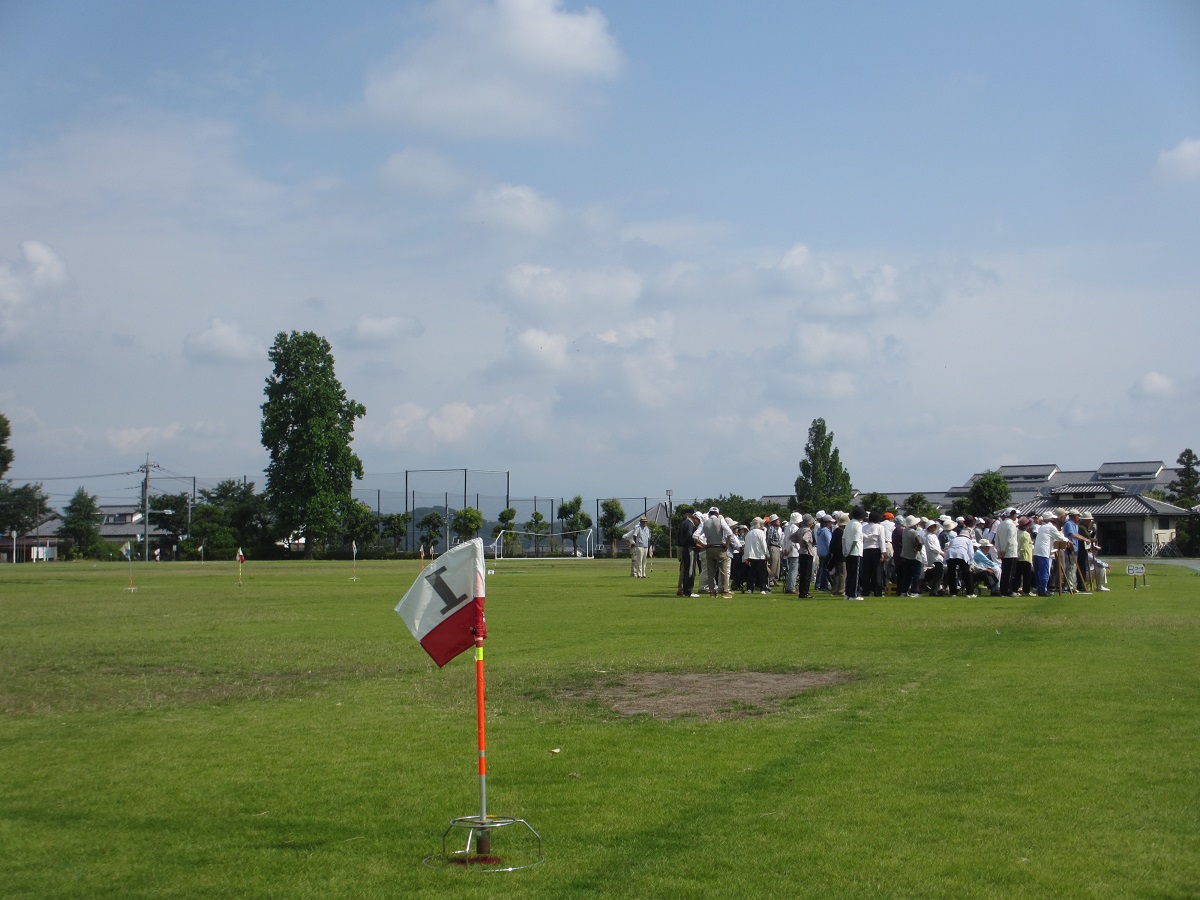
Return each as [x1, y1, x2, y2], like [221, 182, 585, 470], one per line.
[672, 505, 1111, 600]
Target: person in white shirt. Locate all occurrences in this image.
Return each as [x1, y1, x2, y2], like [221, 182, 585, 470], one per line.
[922, 521, 946, 595]
[861, 510, 885, 597]
[782, 512, 801, 594]
[1033, 512, 1069, 596]
[993, 507, 1021, 596]
[623, 516, 651, 578]
[842, 506, 865, 600]
[743, 517, 770, 594]
[945, 528, 977, 597]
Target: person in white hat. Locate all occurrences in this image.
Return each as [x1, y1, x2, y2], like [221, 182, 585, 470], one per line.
[1033, 511, 1069, 596]
[700, 508, 734, 597]
[899, 515, 925, 596]
[993, 507, 1021, 597]
[782, 512, 802, 594]
[765, 514, 784, 590]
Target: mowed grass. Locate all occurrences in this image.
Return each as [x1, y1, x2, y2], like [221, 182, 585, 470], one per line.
[1, 558, 1197, 899]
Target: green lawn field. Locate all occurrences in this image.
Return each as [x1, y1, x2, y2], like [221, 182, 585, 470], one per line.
[1, 558, 1197, 899]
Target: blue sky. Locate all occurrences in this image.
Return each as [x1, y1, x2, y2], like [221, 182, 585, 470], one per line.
[2, 0, 1198, 511]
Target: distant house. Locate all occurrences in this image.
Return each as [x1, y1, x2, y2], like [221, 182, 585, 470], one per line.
[762, 460, 1190, 557]
[23, 504, 172, 560]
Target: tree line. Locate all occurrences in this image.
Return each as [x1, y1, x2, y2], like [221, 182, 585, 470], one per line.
[3, 340, 1198, 559]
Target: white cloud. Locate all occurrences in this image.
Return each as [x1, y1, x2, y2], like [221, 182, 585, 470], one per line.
[106, 422, 186, 454]
[794, 323, 869, 366]
[468, 183, 559, 235]
[502, 263, 642, 312]
[379, 147, 470, 195]
[1130, 371, 1175, 399]
[515, 327, 569, 369]
[364, 0, 623, 139]
[344, 314, 422, 347]
[183, 319, 266, 364]
[0, 241, 69, 344]
[620, 218, 732, 252]
[1157, 138, 1200, 180]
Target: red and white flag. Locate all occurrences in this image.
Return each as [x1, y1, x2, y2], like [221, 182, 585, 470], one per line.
[236, 547, 245, 563]
[395, 537, 486, 667]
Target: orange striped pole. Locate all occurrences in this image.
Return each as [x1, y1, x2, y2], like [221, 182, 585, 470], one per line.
[474, 603, 491, 855]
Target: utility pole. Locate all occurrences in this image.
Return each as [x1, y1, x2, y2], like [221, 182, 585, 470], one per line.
[139, 454, 161, 562]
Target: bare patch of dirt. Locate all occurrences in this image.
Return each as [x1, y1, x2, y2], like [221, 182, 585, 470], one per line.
[565, 670, 855, 721]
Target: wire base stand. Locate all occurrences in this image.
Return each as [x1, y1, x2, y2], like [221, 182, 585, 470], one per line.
[423, 814, 543, 873]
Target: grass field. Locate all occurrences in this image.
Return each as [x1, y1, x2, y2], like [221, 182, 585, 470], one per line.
[1, 558, 1198, 899]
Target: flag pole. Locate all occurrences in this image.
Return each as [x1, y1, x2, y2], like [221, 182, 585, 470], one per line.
[473, 599, 490, 855]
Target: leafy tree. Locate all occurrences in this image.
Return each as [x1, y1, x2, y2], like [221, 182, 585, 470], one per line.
[57, 488, 103, 559]
[696, 494, 788, 526]
[380, 513, 411, 551]
[598, 499, 625, 557]
[342, 500, 378, 551]
[523, 510, 549, 556]
[902, 493, 941, 519]
[556, 495, 593, 556]
[189, 503, 236, 558]
[492, 508, 522, 557]
[0, 482, 51, 538]
[0, 413, 52, 542]
[194, 480, 275, 557]
[793, 418, 853, 513]
[966, 470, 1011, 517]
[417, 511, 445, 556]
[150, 492, 192, 555]
[858, 492, 896, 517]
[1167, 449, 1200, 508]
[261, 331, 366, 558]
[1168, 449, 1200, 557]
[0, 412, 13, 477]
[492, 508, 516, 538]
[450, 507, 484, 545]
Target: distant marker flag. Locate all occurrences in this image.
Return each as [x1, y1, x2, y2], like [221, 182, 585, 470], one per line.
[395, 537, 486, 667]
[236, 547, 245, 563]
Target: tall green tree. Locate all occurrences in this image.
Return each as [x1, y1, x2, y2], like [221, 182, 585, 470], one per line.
[1167, 449, 1200, 508]
[1168, 449, 1200, 557]
[492, 508, 522, 557]
[0, 412, 13, 477]
[598, 499, 625, 558]
[902, 493, 941, 519]
[793, 418, 853, 513]
[858, 492, 896, 516]
[0, 412, 51, 541]
[342, 500, 378, 551]
[57, 488, 103, 559]
[556, 495, 594, 556]
[524, 510, 549, 556]
[194, 480, 274, 557]
[261, 331, 366, 558]
[966, 470, 1012, 517]
[450, 507, 484, 545]
[417, 511, 445, 556]
[380, 512, 411, 551]
[150, 492, 192, 555]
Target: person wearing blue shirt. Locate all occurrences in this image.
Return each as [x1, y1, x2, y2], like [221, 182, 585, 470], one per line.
[815, 514, 833, 591]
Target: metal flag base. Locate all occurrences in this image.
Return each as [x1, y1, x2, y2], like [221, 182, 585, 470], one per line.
[422, 814, 543, 873]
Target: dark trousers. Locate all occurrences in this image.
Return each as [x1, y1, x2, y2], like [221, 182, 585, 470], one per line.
[748, 558, 768, 592]
[862, 548, 882, 596]
[678, 549, 698, 595]
[1017, 559, 1034, 594]
[999, 557, 1017, 595]
[844, 555, 862, 598]
[797, 554, 814, 597]
[946, 558, 973, 595]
